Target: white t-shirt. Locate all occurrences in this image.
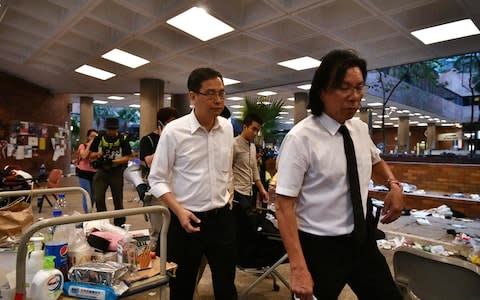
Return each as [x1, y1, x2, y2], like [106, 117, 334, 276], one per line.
[276, 114, 381, 236]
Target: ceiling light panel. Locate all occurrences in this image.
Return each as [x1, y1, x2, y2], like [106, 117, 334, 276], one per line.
[102, 48, 150, 68]
[223, 77, 241, 85]
[93, 100, 108, 104]
[257, 91, 277, 96]
[411, 19, 480, 45]
[166, 7, 234, 41]
[297, 84, 311, 90]
[108, 96, 124, 100]
[75, 65, 115, 80]
[278, 56, 321, 71]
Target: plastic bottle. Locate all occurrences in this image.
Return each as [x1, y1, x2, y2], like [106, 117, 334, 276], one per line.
[117, 224, 137, 268]
[45, 208, 69, 278]
[30, 256, 64, 300]
[39, 163, 46, 178]
[26, 236, 45, 299]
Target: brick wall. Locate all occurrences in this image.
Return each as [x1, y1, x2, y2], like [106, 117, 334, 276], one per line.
[386, 161, 480, 194]
[0, 72, 71, 175]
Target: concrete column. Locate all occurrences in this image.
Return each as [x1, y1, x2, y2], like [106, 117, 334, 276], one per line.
[397, 116, 410, 153]
[140, 78, 164, 138]
[79, 96, 94, 144]
[294, 92, 308, 124]
[426, 122, 437, 150]
[171, 93, 191, 117]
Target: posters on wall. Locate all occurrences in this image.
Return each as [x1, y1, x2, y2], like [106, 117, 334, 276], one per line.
[0, 120, 67, 161]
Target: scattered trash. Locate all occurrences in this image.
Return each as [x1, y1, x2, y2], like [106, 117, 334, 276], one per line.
[416, 218, 431, 225]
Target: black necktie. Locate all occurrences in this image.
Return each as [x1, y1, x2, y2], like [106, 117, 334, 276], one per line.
[339, 125, 367, 244]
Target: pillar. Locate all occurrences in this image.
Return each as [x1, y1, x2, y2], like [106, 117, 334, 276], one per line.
[397, 116, 410, 153]
[171, 93, 191, 117]
[294, 92, 308, 124]
[140, 78, 164, 138]
[426, 122, 437, 150]
[79, 96, 94, 144]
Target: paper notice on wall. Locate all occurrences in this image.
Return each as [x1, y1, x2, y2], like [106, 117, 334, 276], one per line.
[16, 145, 25, 160]
[28, 136, 38, 146]
[7, 144, 15, 157]
[39, 137, 46, 150]
[24, 145, 32, 158]
[51, 138, 56, 150]
[52, 145, 64, 161]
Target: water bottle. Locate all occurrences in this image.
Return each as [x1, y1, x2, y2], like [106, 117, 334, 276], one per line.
[39, 163, 46, 179]
[57, 193, 66, 209]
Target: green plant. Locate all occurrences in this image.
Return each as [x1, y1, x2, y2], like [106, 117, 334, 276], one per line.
[240, 96, 285, 141]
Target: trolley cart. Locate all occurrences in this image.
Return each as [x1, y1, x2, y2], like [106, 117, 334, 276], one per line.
[0, 187, 93, 213]
[8, 188, 170, 300]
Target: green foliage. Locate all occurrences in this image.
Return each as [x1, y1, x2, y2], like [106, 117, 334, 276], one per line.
[71, 114, 80, 150]
[240, 96, 285, 140]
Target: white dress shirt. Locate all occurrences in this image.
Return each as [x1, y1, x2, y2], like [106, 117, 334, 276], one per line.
[275, 114, 381, 236]
[148, 110, 234, 212]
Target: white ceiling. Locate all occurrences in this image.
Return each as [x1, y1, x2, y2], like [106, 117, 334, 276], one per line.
[1, 0, 479, 126]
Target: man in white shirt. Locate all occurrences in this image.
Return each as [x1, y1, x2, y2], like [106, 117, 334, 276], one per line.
[232, 113, 269, 209]
[148, 67, 236, 299]
[275, 49, 404, 300]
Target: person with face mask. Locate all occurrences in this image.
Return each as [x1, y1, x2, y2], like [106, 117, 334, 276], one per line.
[89, 117, 132, 227]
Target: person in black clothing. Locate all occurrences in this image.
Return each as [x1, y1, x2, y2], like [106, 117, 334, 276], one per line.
[90, 117, 132, 226]
[136, 107, 178, 200]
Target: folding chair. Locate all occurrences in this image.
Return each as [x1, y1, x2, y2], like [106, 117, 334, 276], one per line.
[394, 246, 480, 300]
[234, 204, 290, 299]
[37, 168, 63, 213]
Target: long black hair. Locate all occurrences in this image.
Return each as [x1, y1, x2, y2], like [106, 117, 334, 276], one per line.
[308, 49, 367, 116]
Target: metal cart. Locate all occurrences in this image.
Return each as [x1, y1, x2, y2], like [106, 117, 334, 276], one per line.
[0, 187, 171, 300]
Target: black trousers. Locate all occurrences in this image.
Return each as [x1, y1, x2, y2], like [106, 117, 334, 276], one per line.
[167, 205, 237, 300]
[233, 190, 254, 209]
[93, 167, 125, 226]
[299, 230, 402, 300]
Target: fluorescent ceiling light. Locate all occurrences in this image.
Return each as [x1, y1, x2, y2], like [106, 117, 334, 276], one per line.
[367, 102, 383, 107]
[279, 112, 288, 115]
[297, 84, 311, 90]
[257, 91, 277, 96]
[283, 121, 294, 125]
[75, 65, 115, 80]
[278, 56, 321, 71]
[390, 117, 399, 120]
[410, 121, 419, 124]
[371, 112, 378, 115]
[223, 77, 240, 85]
[361, 98, 366, 102]
[282, 105, 294, 109]
[93, 100, 108, 104]
[227, 96, 243, 101]
[129, 104, 140, 108]
[411, 19, 480, 45]
[230, 105, 243, 108]
[276, 116, 284, 119]
[134, 93, 140, 96]
[102, 48, 150, 68]
[287, 97, 294, 101]
[372, 125, 381, 128]
[166, 7, 234, 41]
[108, 96, 125, 100]
[418, 123, 428, 126]
[384, 122, 393, 126]
[232, 111, 242, 114]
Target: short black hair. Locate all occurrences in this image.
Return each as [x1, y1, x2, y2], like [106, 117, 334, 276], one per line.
[87, 129, 98, 136]
[308, 49, 367, 116]
[187, 67, 223, 93]
[243, 113, 263, 126]
[157, 107, 178, 124]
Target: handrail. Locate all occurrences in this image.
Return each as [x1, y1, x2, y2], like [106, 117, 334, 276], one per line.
[0, 187, 92, 213]
[14, 205, 170, 300]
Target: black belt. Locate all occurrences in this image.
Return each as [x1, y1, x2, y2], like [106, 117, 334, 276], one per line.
[193, 204, 229, 218]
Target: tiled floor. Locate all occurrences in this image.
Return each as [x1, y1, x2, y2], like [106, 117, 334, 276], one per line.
[34, 176, 399, 300]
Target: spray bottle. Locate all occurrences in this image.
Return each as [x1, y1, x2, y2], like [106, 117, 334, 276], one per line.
[26, 236, 44, 299]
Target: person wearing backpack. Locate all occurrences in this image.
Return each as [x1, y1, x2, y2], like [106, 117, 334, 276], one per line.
[90, 117, 132, 226]
[76, 129, 98, 213]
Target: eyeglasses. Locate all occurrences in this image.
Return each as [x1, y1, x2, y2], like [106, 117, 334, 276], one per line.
[196, 89, 226, 99]
[335, 84, 369, 96]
